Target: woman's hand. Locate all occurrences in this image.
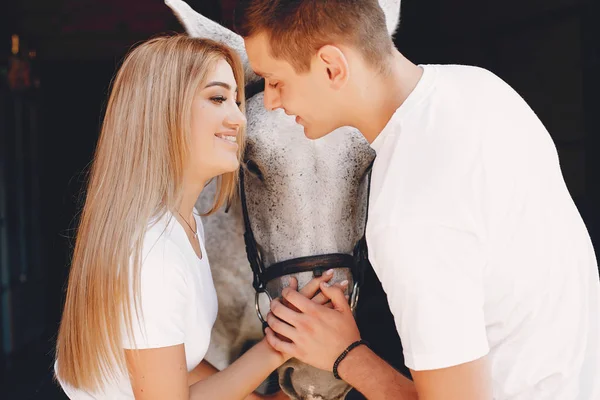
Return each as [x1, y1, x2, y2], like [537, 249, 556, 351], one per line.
[259, 335, 293, 365]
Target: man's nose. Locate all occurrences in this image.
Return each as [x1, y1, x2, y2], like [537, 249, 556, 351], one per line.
[263, 86, 282, 111]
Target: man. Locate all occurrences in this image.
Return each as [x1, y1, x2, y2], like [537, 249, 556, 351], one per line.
[237, 0, 600, 399]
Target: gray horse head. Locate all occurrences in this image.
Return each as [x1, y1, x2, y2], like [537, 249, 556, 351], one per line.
[166, 1, 401, 398]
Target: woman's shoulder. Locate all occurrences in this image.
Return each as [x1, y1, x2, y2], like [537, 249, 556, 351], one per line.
[139, 213, 190, 279]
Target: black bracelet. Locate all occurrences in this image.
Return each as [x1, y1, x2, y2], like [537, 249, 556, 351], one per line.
[333, 339, 369, 380]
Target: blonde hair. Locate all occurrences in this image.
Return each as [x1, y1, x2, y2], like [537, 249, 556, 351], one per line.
[55, 34, 246, 391]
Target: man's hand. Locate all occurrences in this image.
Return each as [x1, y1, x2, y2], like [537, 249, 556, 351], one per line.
[272, 271, 347, 342]
[265, 281, 361, 371]
[282, 270, 348, 309]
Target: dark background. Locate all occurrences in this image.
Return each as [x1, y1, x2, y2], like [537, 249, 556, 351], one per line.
[1, 0, 598, 398]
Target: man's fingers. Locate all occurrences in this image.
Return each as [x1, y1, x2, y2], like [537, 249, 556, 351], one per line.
[322, 301, 334, 309]
[310, 281, 349, 305]
[298, 269, 334, 299]
[320, 281, 351, 312]
[265, 327, 296, 356]
[270, 298, 302, 326]
[310, 292, 328, 305]
[266, 312, 297, 342]
[280, 278, 302, 312]
[322, 295, 349, 309]
[281, 287, 317, 314]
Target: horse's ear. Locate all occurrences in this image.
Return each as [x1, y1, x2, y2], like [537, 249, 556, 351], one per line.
[165, 0, 261, 84]
[378, 0, 402, 37]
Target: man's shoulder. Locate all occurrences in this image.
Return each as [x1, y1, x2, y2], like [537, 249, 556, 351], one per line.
[431, 64, 522, 107]
[430, 64, 502, 85]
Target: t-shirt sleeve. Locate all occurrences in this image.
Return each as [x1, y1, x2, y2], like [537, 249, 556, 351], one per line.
[122, 239, 189, 349]
[368, 222, 489, 371]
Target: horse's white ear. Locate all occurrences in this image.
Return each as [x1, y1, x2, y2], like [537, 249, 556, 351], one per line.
[164, 0, 261, 84]
[378, 0, 402, 37]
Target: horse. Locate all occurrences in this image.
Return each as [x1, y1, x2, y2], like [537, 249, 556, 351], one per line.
[165, 1, 406, 398]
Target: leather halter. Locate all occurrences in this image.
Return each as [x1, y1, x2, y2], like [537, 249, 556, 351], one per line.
[240, 80, 374, 327]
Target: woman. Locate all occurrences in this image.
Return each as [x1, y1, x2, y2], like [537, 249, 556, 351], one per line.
[54, 35, 335, 400]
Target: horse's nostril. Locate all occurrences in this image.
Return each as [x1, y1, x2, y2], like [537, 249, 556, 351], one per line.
[281, 367, 299, 398]
[283, 367, 294, 387]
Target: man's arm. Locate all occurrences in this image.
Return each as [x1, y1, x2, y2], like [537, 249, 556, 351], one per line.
[265, 283, 492, 400]
[338, 346, 492, 400]
[322, 337, 492, 400]
[410, 356, 492, 400]
[264, 283, 417, 399]
[336, 344, 418, 399]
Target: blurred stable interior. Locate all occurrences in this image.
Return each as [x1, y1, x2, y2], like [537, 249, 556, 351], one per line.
[1, 0, 598, 398]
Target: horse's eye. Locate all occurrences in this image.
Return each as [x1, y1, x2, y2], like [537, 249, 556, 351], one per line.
[245, 160, 264, 180]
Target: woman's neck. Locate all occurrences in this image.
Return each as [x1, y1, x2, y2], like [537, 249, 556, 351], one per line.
[178, 176, 208, 226]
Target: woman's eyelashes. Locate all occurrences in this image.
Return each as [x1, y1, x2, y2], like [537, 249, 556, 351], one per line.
[210, 95, 227, 105]
[210, 95, 242, 108]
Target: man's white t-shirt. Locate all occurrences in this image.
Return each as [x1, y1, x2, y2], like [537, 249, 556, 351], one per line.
[366, 64, 600, 399]
[55, 210, 218, 399]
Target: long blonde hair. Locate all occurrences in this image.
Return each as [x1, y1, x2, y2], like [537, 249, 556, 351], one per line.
[55, 34, 246, 391]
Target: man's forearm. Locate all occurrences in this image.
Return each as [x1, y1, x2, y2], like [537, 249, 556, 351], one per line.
[337, 345, 418, 400]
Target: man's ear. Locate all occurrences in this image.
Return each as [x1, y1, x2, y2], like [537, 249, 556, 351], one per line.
[316, 45, 349, 90]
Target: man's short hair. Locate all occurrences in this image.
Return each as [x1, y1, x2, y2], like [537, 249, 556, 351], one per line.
[236, 0, 394, 73]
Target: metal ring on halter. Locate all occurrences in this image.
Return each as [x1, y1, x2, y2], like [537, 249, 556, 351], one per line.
[255, 290, 273, 325]
[350, 282, 360, 313]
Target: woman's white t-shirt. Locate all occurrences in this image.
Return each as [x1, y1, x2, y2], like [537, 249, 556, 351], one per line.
[55, 211, 218, 399]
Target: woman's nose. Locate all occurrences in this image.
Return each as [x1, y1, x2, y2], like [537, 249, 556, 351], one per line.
[227, 104, 246, 130]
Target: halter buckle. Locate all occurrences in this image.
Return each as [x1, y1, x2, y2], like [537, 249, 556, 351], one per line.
[349, 281, 360, 313]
